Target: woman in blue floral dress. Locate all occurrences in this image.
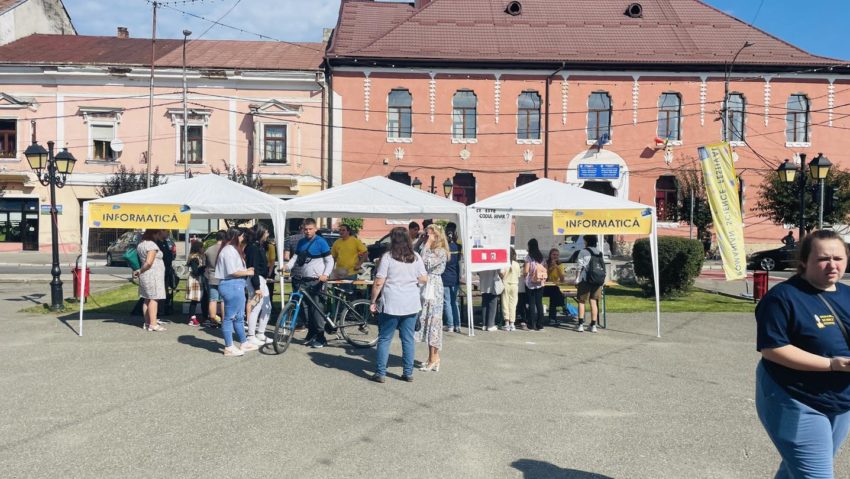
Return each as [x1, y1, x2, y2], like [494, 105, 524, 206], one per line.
[416, 224, 449, 372]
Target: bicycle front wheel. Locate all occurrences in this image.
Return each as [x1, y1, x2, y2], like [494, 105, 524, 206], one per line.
[339, 299, 379, 348]
[273, 303, 297, 354]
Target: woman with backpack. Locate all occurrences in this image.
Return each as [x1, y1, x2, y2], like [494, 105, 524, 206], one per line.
[523, 238, 546, 331]
[575, 235, 605, 333]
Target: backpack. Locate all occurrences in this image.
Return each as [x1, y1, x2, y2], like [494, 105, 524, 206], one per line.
[584, 248, 606, 286]
[532, 261, 548, 285]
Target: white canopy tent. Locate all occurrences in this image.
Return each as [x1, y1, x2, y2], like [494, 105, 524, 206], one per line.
[77, 175, 288, 336]
[470, 178, 662, 337]
[278, 176, 474, 334]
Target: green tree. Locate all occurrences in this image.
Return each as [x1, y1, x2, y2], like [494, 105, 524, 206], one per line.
[340, 217, 364, 234]
[675, 160, 713, 240]
[96, 165, 166, 197]
[209, 160, 265, 227]
[755, 165, 850, 233]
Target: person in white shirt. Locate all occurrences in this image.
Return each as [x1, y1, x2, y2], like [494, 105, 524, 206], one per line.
[215, 228, 258, 357]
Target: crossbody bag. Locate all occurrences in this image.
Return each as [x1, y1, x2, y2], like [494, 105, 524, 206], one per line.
[816, 293, 850, 350]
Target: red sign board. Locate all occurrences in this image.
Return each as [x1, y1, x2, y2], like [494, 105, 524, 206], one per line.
[470, 248, 508, 264]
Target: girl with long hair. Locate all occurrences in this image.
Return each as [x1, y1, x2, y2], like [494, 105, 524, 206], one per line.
[134, 229, 167, 332]
[245, 223, 273, 345]
[417, 224, 449, 372]
[214, 227, 257, 356]
[523, 238, 546, 330]
[544, 247, 566, 325]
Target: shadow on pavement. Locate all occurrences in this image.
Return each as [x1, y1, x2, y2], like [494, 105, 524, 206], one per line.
[177, 334, 222, 353]
[510, 459, 614, 479]
[307, 349, 381, 379]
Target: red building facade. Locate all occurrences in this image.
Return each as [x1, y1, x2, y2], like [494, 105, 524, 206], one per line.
[326, 0, 850, 248]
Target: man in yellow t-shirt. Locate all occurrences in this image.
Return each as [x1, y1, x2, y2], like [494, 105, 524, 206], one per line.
[331, 224, 368, 279]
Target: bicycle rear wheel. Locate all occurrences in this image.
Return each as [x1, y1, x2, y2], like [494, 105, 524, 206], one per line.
[273, 303, 297, 354]
[339, 299, 379, 348]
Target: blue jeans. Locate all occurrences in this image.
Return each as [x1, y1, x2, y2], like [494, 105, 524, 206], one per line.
[219, 278, 247, 348]
[375, 312, 417, 377]
[443, 285, 460, 328]
[756, 362, 850, 479]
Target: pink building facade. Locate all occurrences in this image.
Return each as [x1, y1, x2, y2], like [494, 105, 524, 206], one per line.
[327, 0, 850, 248]
[0, 34, 326, 252]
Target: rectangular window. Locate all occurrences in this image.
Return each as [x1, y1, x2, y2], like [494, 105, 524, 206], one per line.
[388, 89, 412, 140]
[517, 92, 541, 140]
[726, 94, 745, 142]
[92, 124, 115, 161]
[452, 91, 477, 140]
[587, 93, 611, 142]
[657, 93, 681, 141]
[181, 125, 203, 164]
[263, 125, 287, 163]
[0, 119, 16, 159]
[786, 94, 809, 143]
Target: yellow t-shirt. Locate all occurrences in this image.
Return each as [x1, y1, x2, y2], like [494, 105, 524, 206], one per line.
[547, 263, 563, 283]
[331, 236, 367, 276]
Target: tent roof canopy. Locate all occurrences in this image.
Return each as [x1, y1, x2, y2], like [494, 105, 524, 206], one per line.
[470, 178, 652, 216]
[281, 176, 466, 220]
[86, 174, 284, 219]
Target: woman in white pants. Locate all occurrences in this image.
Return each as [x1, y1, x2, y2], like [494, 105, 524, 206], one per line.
[245, 224, 273, 345]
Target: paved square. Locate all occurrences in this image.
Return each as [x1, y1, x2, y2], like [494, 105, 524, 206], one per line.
[2, 308, 849, 478]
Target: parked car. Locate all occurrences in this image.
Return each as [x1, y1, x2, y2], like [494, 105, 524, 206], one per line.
[557, 235, 611, 263]
[367, 232, 392, 262]
[106, 231, 177, 267]
[747, 245, 797, 271]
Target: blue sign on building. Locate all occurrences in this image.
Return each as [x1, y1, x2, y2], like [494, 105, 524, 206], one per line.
[578, 164, 620, 179]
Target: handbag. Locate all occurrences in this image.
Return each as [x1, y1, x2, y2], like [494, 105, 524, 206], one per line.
[494, 273, 505, 295]
[817, 293, 850, 350]
[123, 247, 141, 271]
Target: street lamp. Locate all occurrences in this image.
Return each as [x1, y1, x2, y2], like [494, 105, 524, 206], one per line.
[777, 153, 832, 239]
[24, 120, 77, 310]
[442, 177, 453, 198]
[182, 28, 192, 178]
[809, 153, 832, 229]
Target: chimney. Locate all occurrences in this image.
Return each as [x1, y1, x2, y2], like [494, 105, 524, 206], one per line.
[117, 27, 129, 39]
[322, 28, 333, 42]
[414, 0, 432, 9]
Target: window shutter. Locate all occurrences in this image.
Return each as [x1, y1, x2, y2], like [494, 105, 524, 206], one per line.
[91, 125, 114, 141]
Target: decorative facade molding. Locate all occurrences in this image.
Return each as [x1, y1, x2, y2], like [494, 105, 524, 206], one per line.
[494, 73, 502, 124]
[428, 72, 436, 123]
[0, 93, 37, 111]
[828, 78, 836, 127]
[363, 71, 371, 122]
[632, 75, 640, 125]
[523, 149, 533, 163]
[561, 74, 569, 126]
[78, 106, 124, 123]
[167, 108, 211, 127]
[763, 76, 773, 127]
[248, 100, 302, 117]
[699, 76, 708, 126]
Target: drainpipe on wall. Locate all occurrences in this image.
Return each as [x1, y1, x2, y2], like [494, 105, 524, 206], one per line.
[317, 71, 326, 192]
[325, 63, 334, 191]
[543, 62, 566, 180]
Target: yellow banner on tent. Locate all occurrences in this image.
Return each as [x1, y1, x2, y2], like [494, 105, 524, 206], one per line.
[88, 203, 191, 229]
[698, 142, 746, 280]
[553, 208, 653, 235]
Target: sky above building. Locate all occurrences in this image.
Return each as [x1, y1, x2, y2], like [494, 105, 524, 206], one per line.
[62, 0, 849, 61]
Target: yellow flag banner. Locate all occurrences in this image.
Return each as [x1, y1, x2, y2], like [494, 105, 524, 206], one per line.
[698, 142, 746, 280]
[553, 208, 653, 235]
[88, 203, 191, 229]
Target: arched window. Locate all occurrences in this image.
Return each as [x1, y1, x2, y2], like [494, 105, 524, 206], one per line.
[726, 93, 746, 142]
[655, 175, 678, 222]
[786, 94, 809, 143]
[387, 89, 412, 140]
[657, 93, 681, 141]
[517, 91, 541, 140]
[587, 92, 611, 141]
[452, 90, 477, 139]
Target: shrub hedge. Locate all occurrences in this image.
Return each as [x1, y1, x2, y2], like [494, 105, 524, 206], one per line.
[632, 236, 705, 297]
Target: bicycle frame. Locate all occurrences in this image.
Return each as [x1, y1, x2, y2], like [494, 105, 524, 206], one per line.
[283, 283, 365, 332]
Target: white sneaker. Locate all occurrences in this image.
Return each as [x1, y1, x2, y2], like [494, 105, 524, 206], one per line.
[501, 325, 511, 331]
[577, 323, 585, 332]
[223, 346, 244, 357]
[247, 336, 265, 346]
[486, 326, 498, 332]
[590, 324, 598, 333]
[240, 342, 259, 352]
[256, 333, 273, 344]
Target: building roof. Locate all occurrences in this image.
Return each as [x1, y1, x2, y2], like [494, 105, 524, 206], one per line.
[327, 0, 847, 69]
[0, 0, 25, 15]
[0, 34, 326, 71]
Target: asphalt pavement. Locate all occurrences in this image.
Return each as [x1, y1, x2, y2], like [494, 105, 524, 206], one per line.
[2, 307, 848, 478]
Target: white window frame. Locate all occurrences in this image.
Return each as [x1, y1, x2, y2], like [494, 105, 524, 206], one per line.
[0, 116, 19, 161]
[80, 107, 123, 163]
[451, 90, 478, 144]
[169, 109, 211, 167]
[387, 89, 413, 143]
[585, 92, 613, 146]
[785, 93, 811, 148]
[516, 91, 542, 145]
[657, 92, 683, 145]
[258, 122, 289, 165]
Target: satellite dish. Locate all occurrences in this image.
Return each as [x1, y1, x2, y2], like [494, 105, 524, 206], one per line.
[110, 138, 124, 152]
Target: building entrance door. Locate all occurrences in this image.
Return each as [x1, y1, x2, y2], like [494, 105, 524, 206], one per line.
[22, 214, 38, 250]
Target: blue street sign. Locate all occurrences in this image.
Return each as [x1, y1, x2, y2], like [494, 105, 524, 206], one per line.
[578, 164, 620, 179]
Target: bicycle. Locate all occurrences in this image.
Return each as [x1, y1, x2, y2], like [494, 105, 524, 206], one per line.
[272, 280, 377, 354]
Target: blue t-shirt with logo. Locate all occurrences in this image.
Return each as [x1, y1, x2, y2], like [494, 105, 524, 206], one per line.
[756, 275, 850, 413]
[441, 242, 462, 287]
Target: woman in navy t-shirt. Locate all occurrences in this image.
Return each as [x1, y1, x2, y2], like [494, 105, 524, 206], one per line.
[755, 230, 850, 478]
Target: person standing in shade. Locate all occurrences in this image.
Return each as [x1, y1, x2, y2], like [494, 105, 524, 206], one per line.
[408, 221, 421, 244]
[203, 230, 225, 327]
[478, 269, 502, 332]
[369, 227, 428, 383]
[500, 248, 521, 331]
[185, 240, 205, 325]
[575, 235, 603, 333]
[285, 218, 334, 348]
[331, 223, 368, 281]
[134, 229, 167, 332]
[523, 238, 546, 331]
[417, 223, 448, 372]
[245, 223, 273, 346]
[782, 231, 796, 247]
[442, 222, 463, 333]
[215, 228, 257, 357]
[755, 229, 850, 478]
[543, 248, 566, 326]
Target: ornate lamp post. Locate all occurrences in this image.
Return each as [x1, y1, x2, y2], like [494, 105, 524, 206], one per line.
[777, 152, 832, 239]
[809, 153, 832, 229]
[24, 120, 77, 310]
[442, 177, 454, 198]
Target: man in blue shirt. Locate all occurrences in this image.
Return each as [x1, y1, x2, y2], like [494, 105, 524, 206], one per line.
[286, 218, 334, 348]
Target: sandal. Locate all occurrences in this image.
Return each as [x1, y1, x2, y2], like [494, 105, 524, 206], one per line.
[145, 324, 167, 332]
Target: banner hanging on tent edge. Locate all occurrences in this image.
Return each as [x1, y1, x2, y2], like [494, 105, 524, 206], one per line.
[552, 208, 653, 235]
[698, 142, 746, 281]
[88, 203, 191, 229]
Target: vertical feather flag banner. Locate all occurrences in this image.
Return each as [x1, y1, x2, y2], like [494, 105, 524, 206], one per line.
[698, 142, 746, 280]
